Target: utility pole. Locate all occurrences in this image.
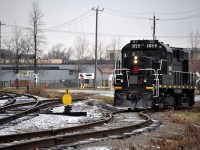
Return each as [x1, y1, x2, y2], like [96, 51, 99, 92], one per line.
[151, 13, 159, 40]
[34, 23, 37, 87]
[0, 21, 5, 89]
[92, 6, 104, 90]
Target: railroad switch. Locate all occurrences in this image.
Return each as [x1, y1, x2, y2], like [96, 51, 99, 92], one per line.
[42, 89, 87, 116]
[62, 105, 87, 116]
[64, 105, 72, 112]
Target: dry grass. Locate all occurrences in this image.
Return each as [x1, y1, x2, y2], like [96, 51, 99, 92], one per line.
[112, 140, 136, 150]
[148, 111, 200, 150]
[29, 86, 45, 97]
[71, 92, 93, 100]
[2, 87, 26, 94]
[183, 112, 200, 124]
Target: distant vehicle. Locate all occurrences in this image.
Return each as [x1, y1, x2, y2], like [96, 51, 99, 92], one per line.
[113, 40, 196, 110]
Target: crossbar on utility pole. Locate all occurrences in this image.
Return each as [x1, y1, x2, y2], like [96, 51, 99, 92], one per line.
[92, 6, 104, 90]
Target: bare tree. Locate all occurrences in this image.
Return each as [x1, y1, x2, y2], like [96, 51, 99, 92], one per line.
[48, 43, 64, 59]
[8, 26, 28, 88]
[97, 39, 110, 63]
[116, 36, 122, 60]
[13, 26, 24, 88]
[21, 34, 33, 63]
[74, 36, 89, 60]
[3, 26, 34, 89]
[2, 38, 13, 63]
[108, 37, 122, 64]
[47, 43, 73, 60]
[190, 31, 200, 51]
[27, 0, 45, 85]
[73, 36, 89, 71]
[65, 47, 73, 60]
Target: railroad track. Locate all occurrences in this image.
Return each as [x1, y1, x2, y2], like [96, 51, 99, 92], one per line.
[0, 110, 161, 150]
[0, 92, 61, 127]
[0, 92, 162, 149]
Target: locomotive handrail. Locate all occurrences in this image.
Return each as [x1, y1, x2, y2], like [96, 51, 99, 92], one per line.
[113, 68, 129, 85]
[173, 71, 196, 74]
[126, 70, 130, 87]
[196, 72, 200, 83]
[113, 59, 166, 97]
[172, 71, 196, 85]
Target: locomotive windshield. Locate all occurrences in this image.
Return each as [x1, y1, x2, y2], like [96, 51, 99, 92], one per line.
[123, 49, 159, 59]
[122, 40, 164, 60]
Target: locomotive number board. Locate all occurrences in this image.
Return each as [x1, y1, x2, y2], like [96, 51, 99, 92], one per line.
[131, 40, 159, 49]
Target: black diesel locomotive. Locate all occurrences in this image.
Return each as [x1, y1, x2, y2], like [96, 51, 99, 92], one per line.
[113, 40, 196, 110]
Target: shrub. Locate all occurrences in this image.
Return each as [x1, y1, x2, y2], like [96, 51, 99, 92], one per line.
[29, 86, 45, 97]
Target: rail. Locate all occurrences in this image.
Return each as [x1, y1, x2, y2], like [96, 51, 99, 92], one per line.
[0, 111, 153, 150]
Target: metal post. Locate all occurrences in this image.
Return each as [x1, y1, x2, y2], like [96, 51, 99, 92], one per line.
[0, 21, 2, 89]
[0, 21, 5, 89]
[153, 15, 155, 40]
[152, 13, 159, 41]
[94, 7, 98, 90]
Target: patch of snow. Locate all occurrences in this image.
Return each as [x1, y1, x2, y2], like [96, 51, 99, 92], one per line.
[0, 99, 109, 135]
[36, 96, 52, 100]
[0, 114, 86, 135]
[80, 146, 112, 150]
[98, 94, 114, 97]
[52, 100, 106, 118]
[0, 100, 7, 106]
[55, 89, 114, 95]
[195, 95, 200, 102]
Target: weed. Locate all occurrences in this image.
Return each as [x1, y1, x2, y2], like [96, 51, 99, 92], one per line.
[29, 86, 45, 97]
[183, 112, 200, 124]
[112, 140, 136, 150]
[150, 112, 200, 150]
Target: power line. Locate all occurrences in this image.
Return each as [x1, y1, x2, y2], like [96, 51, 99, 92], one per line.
[103, 6, 152, 15]
[104, 10, 150, 20]
[44, 28, 195, 38]
[159, 13, 200, 21]
[3, 23, 198, 40]
[156, 8, 200, 15]
[103, 6, 200, 15]
[68, 12, 95, 25]
[48, 9, 93, 29]
[103, 7, 200, 21]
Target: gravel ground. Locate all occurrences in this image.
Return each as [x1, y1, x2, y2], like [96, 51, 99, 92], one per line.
[74, 111, 186, 150]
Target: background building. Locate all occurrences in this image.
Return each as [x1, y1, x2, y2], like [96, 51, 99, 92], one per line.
[1, 60, 114, 89]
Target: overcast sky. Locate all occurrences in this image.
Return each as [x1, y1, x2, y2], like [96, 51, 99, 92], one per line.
[0, 0, 200, 54]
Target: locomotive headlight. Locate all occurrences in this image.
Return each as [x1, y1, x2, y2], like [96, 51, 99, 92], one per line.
[133, 56, 138, 64]
[134, 56, 138, 60]
[134, 60, 138, 64]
